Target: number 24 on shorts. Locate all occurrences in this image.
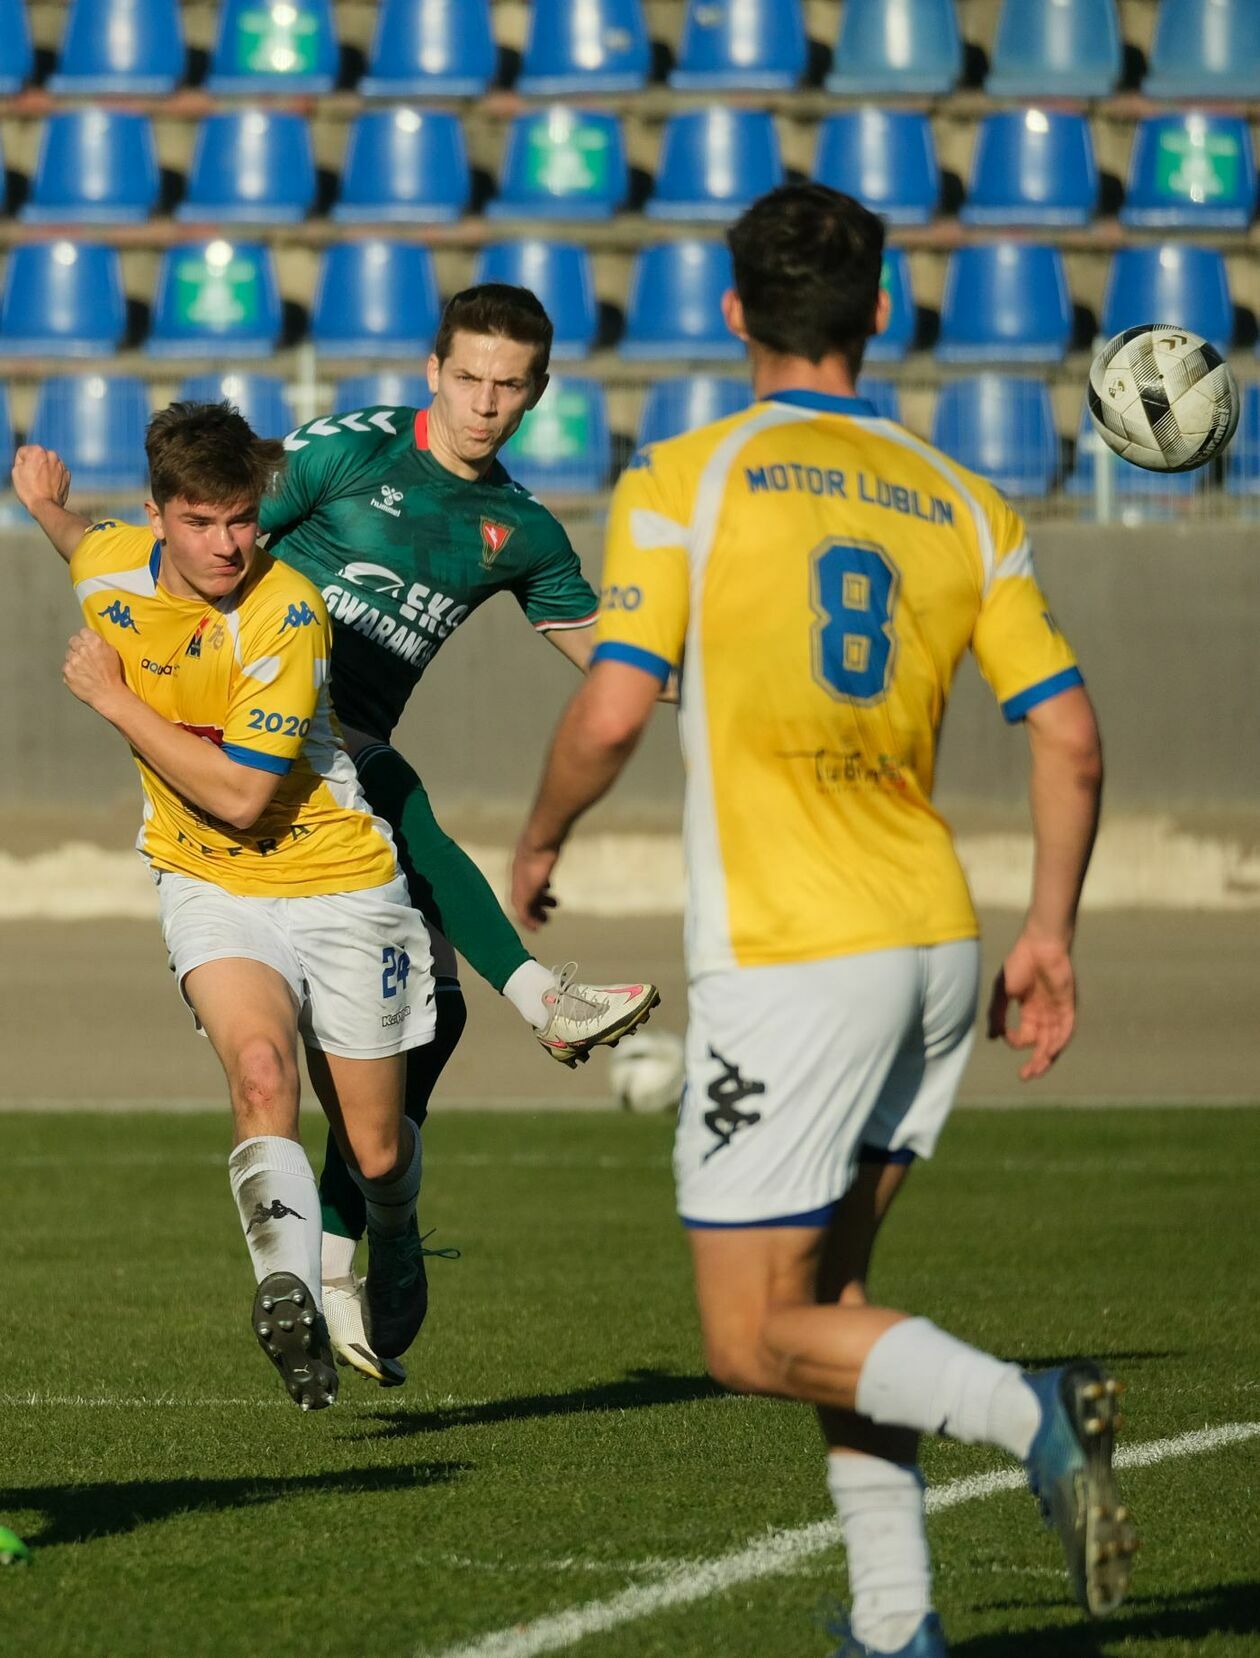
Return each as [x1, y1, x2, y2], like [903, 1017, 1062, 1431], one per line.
[810, 539, 899, 705]
[381, 945, 411, 999]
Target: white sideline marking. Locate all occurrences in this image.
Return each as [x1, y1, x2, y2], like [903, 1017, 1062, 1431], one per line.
[420, 1422, 1260, 1658]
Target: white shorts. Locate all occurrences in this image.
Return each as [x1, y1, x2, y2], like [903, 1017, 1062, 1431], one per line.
[154, 869, 436, 1060]
[675, 940, 981, 1227]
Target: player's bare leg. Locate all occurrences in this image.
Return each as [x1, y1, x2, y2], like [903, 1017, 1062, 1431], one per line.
[306, 1047, 426, 1362]
[185, 958, 336, 1411]
[689, 1180, 1137, 1643]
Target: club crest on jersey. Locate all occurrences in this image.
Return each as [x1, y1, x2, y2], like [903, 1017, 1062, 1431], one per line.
[479, 518, 515, 569]
[185, 617, 211, 658]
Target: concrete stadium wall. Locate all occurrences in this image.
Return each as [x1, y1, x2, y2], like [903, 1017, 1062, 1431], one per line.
[5, 521, 1258, 833]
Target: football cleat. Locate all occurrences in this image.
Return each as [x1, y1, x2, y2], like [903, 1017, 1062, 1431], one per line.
[323, 1274, 406, 1387]
[362, 1215, 431, 1360]
[1024, 1363, 1139, 1617]
[251, 1272, 337, 1412]
[823, 1606, 947, 1656]
[535, 961, 661, 1067]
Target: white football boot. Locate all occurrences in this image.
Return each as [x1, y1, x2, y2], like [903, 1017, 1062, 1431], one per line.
[322, 1274, 406, 1387]
[535, 961, 661, 1067]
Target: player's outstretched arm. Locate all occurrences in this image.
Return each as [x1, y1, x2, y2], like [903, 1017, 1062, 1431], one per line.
[62, 629, 282, 830]
[988, 685, 1103, 1081]
[11, 446, 91, 563]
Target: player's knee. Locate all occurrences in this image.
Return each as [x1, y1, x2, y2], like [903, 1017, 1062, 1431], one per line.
[232, 1038, 296, 1121]
[352, 1135, 403, 1184]
[703, 1337, 773, 1396]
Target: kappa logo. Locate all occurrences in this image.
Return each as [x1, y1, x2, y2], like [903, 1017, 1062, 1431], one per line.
[98, 599, 139, 633]
[279, 601, 319, 634]
[371, 483, 404, 518]
[480, 517, 515, 568]
[340, 561, 405, 597]
[246, 1199, 305, 1232]
[701, 1046, 765, 1163]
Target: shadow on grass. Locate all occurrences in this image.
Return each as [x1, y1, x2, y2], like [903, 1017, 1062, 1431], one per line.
[361, 1366, 727, 1440]
[2, 1460, 468, 1548]
[998, 1351, 1184, 1371]
[954, 1582, 1260, 1653]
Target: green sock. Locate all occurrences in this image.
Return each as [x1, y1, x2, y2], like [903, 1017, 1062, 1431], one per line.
[319, 979, 468, 1242]
[356, 743, 532, 993]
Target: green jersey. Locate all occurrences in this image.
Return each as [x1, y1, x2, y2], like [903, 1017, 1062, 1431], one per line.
[259, 406, 598, 738]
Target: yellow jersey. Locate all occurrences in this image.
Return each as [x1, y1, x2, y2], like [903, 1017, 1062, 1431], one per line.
[593, 391, 1083, 973]
[70, 521, 400, 897]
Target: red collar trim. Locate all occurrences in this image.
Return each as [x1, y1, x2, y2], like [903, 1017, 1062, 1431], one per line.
[414, 408, 430, 451]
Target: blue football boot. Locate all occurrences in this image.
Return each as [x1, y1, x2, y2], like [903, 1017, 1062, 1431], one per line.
[823, 1608, 947, 1657]
[1024, 1362, 1139, 1616]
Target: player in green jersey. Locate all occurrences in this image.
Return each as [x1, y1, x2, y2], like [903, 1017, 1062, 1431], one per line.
[259, 284, 660, 1383]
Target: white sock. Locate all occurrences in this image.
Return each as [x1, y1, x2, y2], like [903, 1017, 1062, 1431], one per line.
[856, 1318, 1042, 1460]
[828, 1454, 932, 1654]
[228, 1136, 324, 1311]
[503, 959, 556, 1029]
[350, 1118, 421, 1235]
[320, 1231, 357, 1284]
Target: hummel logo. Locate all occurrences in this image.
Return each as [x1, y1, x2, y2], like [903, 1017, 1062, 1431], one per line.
[701, 1047, 765, 1162]
[371, 484, 404, 518]
[246, 1199, 305, 1232]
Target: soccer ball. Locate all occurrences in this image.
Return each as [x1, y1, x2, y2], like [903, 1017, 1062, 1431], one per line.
[1087, 324, 1239, 473]
[610, 1028, 686, 1114]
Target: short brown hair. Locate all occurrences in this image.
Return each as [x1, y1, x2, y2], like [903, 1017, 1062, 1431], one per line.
[145, 401, 285, 509]
[433, 283, 553, 379]
[728, 184, 886, 366]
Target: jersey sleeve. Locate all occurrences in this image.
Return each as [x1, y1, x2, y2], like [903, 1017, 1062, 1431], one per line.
[69, 520, 154, 591]
[591, 449, 690, 685]
[970, 494, 1083, 723]
[221, 586, 332, 774]
[258, 414, 381, 537]
[511, 517, 599, 633]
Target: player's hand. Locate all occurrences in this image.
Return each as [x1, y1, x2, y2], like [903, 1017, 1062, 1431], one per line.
[11, 445, 71, 513]
[63, 627, 126, 714]
[510, 838, 560, 932]
[986, 932, 1077, 1082]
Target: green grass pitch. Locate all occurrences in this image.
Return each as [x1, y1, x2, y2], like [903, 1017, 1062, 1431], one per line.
[1, 1106, 1258, 1657]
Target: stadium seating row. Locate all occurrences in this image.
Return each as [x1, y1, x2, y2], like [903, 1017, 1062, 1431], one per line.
[0, 238, 1245, 365]
[1, 0, 1257, 99]
[6, 372, 1260, 502]
[4, 107, 1258, 232]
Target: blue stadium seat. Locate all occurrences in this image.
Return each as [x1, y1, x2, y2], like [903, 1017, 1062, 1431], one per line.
[931, 377, 1059, 498]
[0, 383, 12, 465]
[27, 376, 150, 492]
[1067, 404, 1199, 500]
[937, 245, 1072, 364]
[647, 109, 784, 222]
[986, 0, 1121, 96]
[961, 111, 1098, 228]
[669, 0, 806, 89]
[21, 110, 159, 224]
[502, 379, 610, 495]
[814, 111, 939, 228]
[1100, 246, 1234, 356]
[0, 0, 34, 93]
[334, 374, 431, 413]
[857, 378, 902, 422]
[1121, 114, 1257, 231]
[1225, 383, 1260, 495]
[0, 243, 126, 357]
[1146, 0, 1260, 99]
[180, 373, 294, 439]
[827, 0, 961, 94]
[49, 0, 183, 93]
[177, 111, 315, 225]
[489, 109, 628, 219]
[333, 110, 470, 224]
[620, 242, 742, 361]
[519, 0, 649, 94]
[865, 249, 916, 364]
[208, 0, 338, 93]
[360, 0, 495, 97]
[311, 242, 441, 357]
[473, 242, 596, 361]
[637, 376, 753, 445]
[147, 241, 282, 359]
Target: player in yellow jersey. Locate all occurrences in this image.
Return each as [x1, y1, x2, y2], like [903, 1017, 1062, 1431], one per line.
[13, 403, 438, 1412]
[512, 187, 1136, 1653]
